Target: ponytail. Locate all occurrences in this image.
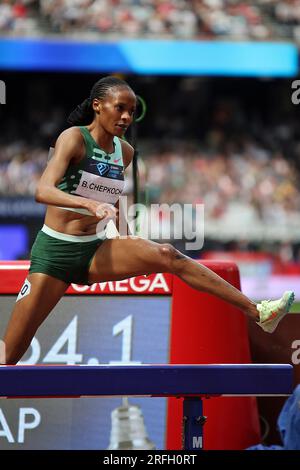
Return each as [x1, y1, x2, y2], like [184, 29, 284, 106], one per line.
[67, 97, 94, 126]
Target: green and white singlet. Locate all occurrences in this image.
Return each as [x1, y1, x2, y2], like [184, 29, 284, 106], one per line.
[57, 126, 125, 214]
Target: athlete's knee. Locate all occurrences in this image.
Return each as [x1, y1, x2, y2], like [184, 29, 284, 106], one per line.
[157, 243, 187, 273]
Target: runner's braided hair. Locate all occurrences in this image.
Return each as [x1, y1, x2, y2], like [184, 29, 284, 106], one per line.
[67, 76, 133, 126]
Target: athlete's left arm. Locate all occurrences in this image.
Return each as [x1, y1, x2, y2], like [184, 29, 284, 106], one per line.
[114, 139, 135, 236]
[121, 139, 135, 170]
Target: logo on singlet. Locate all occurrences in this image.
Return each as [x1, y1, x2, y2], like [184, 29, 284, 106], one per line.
[97, 162, 110, 176]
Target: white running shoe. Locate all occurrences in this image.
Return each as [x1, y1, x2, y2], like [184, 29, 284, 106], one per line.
[256, 291, 295, 333]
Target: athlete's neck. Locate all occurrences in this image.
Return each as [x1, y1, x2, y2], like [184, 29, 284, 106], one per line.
[86, 124, 115, 154]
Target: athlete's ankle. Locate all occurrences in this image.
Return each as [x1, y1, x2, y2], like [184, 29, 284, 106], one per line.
[244, 303, 259, 321]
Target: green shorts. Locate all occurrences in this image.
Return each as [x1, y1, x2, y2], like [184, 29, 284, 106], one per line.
[29, 227, 105, 285]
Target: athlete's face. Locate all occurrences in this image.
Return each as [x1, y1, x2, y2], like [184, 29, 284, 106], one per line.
[95, 87, 136, 137]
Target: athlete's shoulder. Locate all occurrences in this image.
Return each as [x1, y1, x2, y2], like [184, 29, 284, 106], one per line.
[120, 138, 134, 168]
[56, 126, 83, 144]
[53, 126, 85, 161]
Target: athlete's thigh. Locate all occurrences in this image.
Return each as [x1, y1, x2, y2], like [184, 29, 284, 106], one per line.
[88, 236, 168, 284]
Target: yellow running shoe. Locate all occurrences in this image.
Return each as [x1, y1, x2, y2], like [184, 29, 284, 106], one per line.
[257, 291, 295, 333]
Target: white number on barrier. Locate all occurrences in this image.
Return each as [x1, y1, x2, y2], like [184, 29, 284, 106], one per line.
[43, 316, 83, 364]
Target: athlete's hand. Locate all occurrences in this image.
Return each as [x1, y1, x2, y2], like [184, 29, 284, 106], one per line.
[85, 201, 117, 220]
[96, 202, 117, 221]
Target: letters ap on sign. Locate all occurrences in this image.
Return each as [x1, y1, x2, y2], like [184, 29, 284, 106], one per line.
[97, 162, 110, 176]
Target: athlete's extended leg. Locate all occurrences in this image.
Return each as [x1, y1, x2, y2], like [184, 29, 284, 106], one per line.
[88, 237, 259, 319]
[1, 273, 69, 364]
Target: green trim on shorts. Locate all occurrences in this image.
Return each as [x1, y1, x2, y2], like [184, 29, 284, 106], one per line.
[29, 230, 105, 285]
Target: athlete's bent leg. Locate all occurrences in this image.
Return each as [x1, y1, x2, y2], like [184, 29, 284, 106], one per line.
[1, 273, 69, 364]
[88, 237, 258, 319]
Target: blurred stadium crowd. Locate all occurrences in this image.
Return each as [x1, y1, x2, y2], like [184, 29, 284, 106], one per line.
[144, 141, 300, 244]
[1, 0, 300, 42]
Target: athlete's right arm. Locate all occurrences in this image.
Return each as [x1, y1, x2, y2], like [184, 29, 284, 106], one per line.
[35, 128, 115, 218]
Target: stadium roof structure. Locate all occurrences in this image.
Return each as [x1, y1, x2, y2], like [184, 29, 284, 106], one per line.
[0, 38, 297, 77]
